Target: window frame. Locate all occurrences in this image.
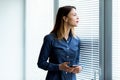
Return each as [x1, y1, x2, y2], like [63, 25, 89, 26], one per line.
[104, 0, 112, 80]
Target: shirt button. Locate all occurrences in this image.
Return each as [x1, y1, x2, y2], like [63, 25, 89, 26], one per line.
[66, 56, 69, 58]
[67, 47, 69, 49]
[67, 41, 69, 43]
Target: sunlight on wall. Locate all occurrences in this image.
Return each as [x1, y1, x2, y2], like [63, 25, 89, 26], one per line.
[0, 0, 24, 80]
[25, 0, 54, 80]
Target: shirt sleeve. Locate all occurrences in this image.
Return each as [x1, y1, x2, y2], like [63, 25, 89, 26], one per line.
[37, 34, 59, 71]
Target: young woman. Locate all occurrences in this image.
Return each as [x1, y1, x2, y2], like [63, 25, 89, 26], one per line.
[37, 5, 82, 80]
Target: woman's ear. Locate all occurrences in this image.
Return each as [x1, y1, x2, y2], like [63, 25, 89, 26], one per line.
[63, 16, 68, 22]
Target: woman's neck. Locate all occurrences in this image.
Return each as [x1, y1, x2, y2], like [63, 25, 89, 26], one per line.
[64, 25, 71, 40]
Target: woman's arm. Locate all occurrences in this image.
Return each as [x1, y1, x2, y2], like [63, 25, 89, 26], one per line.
[37, 35, 59, 71]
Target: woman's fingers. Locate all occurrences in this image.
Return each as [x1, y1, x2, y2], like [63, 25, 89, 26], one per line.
[66, 67, 74, 73]
[59, 62, 70, 71]
[59, 62, 84, 73]
[72, 66, 82, 73]
[59, 62, 75, 73]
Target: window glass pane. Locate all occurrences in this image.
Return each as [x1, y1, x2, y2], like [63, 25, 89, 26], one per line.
[59, 0, 100, 80]
[112, 0, 120, 79]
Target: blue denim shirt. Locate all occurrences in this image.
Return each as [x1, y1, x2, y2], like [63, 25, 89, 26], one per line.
[37, 33, 80, 80]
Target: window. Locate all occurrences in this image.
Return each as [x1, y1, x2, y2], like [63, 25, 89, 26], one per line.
[56, 0, 102, 80]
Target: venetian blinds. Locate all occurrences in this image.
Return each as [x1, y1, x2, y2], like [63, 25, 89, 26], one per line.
[58, 0, 100, 80]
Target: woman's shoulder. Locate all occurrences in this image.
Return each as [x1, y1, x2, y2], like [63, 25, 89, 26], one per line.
[73, 35, 81, 45]
[44, 33, 56, 41]
[74, 35, 80, 41]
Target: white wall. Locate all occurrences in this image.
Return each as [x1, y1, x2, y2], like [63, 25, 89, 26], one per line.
[0, 0, 54, 80]
[26, 0, 54, 80]
[0, 0, 24, 80]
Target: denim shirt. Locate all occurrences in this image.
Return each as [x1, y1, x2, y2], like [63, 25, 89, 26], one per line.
[37, 33, 80, 80]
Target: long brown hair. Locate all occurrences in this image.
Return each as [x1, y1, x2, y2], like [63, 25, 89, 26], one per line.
[51, 6, 76, 39]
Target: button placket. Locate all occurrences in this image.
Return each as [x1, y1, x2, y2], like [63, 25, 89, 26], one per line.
[67, 40, 69, 43]
[66, 40, 69, 50]
[66, 39, 70, 65]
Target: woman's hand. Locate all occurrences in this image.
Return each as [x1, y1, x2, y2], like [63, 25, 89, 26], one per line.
[72, 66, 83, 74]
[59, 62, 74, 73]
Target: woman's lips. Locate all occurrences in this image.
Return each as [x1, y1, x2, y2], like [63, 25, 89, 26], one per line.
[76, 21, 79, 23]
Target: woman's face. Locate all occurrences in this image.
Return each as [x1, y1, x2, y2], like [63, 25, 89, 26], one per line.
[66, 8, 79, 27]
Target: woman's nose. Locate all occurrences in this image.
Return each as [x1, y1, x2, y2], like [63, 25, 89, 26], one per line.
[77, 16, 79, 20]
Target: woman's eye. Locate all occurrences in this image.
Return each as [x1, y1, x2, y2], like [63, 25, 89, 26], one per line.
[73, 13, 77, 16]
